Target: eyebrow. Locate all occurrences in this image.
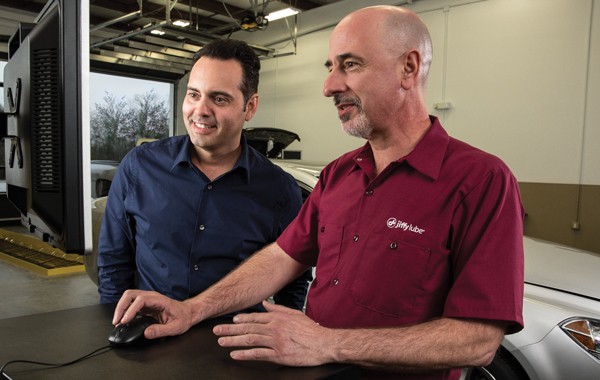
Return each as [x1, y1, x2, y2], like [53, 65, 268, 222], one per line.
[209, 90, 233, 99]
[186, 87, 233, 99]
[324, 53, 359, 69]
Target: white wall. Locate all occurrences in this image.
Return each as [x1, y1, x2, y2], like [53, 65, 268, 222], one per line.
[420, 0, 595, 185]
[177, 0, 600, 186]
[583, 0, 600, 185]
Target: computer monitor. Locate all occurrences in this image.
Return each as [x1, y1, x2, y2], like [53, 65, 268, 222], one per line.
[2, 0, 92, 254]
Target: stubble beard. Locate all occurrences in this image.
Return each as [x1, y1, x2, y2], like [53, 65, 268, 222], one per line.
[340, 104, 373, 140]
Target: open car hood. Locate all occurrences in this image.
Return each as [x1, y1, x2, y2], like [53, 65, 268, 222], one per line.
[243, 128, 300, 158]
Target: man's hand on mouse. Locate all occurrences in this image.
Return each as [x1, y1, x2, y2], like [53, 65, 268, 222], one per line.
[213, 301, 335, 367]
[113, 290, 195, 339]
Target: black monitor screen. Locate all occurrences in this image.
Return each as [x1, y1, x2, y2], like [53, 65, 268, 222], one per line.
[2, 0, 91, 254]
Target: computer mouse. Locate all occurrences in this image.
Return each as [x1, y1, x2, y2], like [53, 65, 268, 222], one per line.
[108, 314, 159, 346]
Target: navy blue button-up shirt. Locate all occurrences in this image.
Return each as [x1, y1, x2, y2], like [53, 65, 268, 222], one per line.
[97, 135, 309, 310]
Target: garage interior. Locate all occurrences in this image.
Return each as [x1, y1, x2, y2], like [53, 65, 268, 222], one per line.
[0, 1, 599, 379]
[0, 0, 598, 343]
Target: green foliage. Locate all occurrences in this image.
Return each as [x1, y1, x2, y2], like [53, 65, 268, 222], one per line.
[90, 90, 170, 161]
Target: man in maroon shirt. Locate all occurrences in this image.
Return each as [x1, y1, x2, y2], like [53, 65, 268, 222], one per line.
[112, 6, 524, 379]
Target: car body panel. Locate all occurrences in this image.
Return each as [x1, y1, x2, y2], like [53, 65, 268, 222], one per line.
[510, 324, 600, 380]
[499, 237, 600, 379]
[523, 236, 600, 300]
[507, 284, 600, 349]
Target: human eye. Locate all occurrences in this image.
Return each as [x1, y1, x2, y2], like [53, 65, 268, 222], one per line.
[343, 60, 359, 71]
[213, 95, 230, 105]
[186, 90, 199, 100]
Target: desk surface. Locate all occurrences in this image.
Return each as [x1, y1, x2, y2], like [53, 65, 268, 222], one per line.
[0, 304, 356, 379]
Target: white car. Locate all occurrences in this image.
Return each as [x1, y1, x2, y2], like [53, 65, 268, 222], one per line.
[466, 237, 600, 380]
[86, 131, 600, 379]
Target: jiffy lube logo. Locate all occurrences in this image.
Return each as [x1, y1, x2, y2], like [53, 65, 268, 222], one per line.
[387, 218, 425, 234]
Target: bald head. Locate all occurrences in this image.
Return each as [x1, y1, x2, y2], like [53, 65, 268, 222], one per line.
[334, 6, 433, 87]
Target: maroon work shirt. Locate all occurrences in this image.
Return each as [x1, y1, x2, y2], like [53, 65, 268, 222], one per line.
[278, 117, 524, 332]
[277, 117, 524, 379]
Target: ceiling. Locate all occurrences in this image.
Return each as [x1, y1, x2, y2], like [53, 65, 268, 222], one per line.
[0, 0, 346, 82]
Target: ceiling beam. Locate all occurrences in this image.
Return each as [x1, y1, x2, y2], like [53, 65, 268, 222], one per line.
[0, 0, 44, 14]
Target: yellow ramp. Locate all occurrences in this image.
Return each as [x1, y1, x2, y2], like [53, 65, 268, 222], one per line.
[0, 228, 85, 276]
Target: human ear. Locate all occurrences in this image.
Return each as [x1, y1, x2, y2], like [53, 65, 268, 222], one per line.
[244, 94, 259, 121]
[400, 50, 420, 89]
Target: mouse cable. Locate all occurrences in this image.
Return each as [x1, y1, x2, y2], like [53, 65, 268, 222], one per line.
[0, 345, 113, 379]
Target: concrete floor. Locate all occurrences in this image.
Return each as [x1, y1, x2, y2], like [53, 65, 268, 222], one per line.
[0, 222, 99, 320]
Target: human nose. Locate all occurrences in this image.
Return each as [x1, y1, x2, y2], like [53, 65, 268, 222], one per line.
[323, 69, 346, 98]
[191, 96, 211, 117]
[184, 95, 208, 118]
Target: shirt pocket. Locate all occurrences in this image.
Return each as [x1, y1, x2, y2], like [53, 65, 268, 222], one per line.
[350, 231, 431, 319]
[314, 221, 345, 283]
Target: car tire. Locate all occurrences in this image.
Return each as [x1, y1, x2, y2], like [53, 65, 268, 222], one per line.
[464, 346, 529, 380]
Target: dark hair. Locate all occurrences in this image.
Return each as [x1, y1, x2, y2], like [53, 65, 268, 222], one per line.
[192, 39, 260, 105]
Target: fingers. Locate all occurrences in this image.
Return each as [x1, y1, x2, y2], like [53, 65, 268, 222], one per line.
[216, 301, 305, 338]
[230, 301, 299, 325]
[216, 331, 273, 349]
[229, 348, 276, 362]
[112, 290, 165, 325]
[112, 289, 143, 325]
[215, 323, 277, 361]
[213, 320, 269, 337]
[144, 321, 184, 340]
[111, 290, 195, 341]
[213, 310, 326, 367]
[231, 310, 271, 325]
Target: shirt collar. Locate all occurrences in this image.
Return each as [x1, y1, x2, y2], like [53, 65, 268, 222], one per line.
[402, 116, 449, 180]
[350, 116, 449, 181]
[171, 135, 252, 182]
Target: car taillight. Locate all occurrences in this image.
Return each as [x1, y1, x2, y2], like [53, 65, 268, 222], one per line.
[560, 318, 600, 360]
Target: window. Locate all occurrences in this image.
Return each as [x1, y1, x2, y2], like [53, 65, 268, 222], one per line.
[89, 73, 173, 162]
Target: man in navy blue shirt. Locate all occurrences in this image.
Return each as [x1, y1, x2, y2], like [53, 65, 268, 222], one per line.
[97, 39, 311, 311]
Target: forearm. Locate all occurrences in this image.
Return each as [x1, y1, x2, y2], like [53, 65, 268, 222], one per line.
[327, 318, 506, 373]
[186, 242, 308, 324]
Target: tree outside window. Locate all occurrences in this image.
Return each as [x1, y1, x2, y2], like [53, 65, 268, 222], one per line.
[90, 73, 172, 162]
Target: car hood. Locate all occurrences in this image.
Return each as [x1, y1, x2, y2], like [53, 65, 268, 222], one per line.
[243, 128, 300, 158]
[524, 236, 600, 300]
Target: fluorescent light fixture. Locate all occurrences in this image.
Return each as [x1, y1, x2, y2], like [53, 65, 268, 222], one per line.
[265, 7, 300, 22]
[150, 29, 165, 35]
[172, 20, 190, 27]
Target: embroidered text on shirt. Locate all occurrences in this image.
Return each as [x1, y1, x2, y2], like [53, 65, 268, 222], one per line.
[386, 218, 425, 234]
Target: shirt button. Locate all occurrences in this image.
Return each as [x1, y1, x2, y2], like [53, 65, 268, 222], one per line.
[365, 190, 373, 196]
[320, 226, 325, 233]
[199, 225, 205, 231]
[353, 234, 359, 242]
[333, 279, 339, 285]
[390, 242, 398, 249]
[193, 265, 199, 271]
[356, 157, 363, 162]
[207, 184, 213, 190]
